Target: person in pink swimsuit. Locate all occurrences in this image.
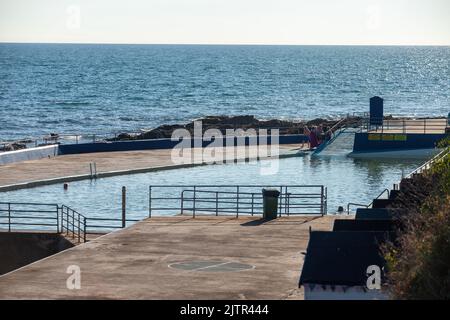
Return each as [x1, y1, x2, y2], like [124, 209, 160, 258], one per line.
[304, 126, 320, 149]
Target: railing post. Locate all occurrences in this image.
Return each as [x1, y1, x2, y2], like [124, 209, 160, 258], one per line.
[56, 205, 60, 233]
[251, 193, 254, 216]
[279, 186, 283, 217]
[180, 190, 184, 216]
[8, 203, 11, 232]
[287, 193, 291, 216]
[122, 186, 126, 228]
[320, 186, 324, 216]
[72, 209, 75, 239]
[236, 186, 239, 218]
[149, 186, 152, 217]
[78, 214, 81, 243]
[83, 217, 87, 243]
[66, 206, 69, 236]
[193, 186, 196, 218]
[215, 192, 219, 216]
[285, 186, 288, 216]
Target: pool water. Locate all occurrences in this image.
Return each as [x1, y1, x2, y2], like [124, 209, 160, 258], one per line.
[0, 153, 424, 221]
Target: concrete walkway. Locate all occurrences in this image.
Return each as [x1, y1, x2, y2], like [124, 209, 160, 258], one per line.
[0, 215, 345, 300]
[0, 144, 304, 190]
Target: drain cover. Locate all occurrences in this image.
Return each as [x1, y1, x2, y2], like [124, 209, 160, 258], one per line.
[169, 260, 254, 272]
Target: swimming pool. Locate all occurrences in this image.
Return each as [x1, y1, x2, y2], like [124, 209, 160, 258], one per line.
[0, 153, 424, 222]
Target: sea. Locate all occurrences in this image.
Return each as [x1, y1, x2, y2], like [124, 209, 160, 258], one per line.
[1, 44, 449, 141]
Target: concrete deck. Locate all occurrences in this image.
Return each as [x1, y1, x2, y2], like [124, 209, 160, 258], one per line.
[0, 215, 347, 300]
[0, 144, 304, 190]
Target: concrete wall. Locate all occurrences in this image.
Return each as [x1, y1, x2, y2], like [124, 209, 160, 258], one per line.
[0, 232, 74, 275]
[58, 134, 308, 155]
[0, 145, 58, 166]
[0, 135, 308, 164]
[353, 133, 447, 153]
[304, 285, 390, 300]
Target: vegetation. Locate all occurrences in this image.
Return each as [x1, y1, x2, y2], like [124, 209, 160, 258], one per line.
[437, 135, 450, 149]
[384, 143, 450, 299]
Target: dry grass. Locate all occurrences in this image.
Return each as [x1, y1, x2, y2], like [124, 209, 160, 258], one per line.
[384, 145, 450, 300]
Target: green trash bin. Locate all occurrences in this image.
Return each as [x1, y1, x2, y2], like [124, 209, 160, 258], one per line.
[262, 189, 280, 220]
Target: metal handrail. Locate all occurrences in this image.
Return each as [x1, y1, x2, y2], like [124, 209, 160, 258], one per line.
[0, 202, 142, 243]
[0, 126, 308, 150]
[348, 148, 449, 214]
[326, 118, 348, 137]
[60, 205, 87, 243]
[0, 202, 60, 233]
[347, 188, 390, 213]
[85, 217, 140, 231]
[347, 202, 370, 213]
[149, 185, 327, 218]
[362, 117, 448, 134]
[404, 148, 449, 179]
[348, 148, 449, 213]
[2, 115, 446, 152]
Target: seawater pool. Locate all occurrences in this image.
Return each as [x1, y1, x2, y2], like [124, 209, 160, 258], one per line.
[0, 153, 425, 221]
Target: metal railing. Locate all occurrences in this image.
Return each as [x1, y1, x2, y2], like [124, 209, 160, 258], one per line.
[2, 117, 359, 153]
[148, 185, 327, 217]
[0, 126, 306, 152]
[347, 188, 390, 213]
[326, 118, 350, 137]
[84, 217, 140, 233]
[362, 117, 448, 134]
[60, 205, 87, 243]
[0, 202, 141, 243]
[404, 147, 449, 179]
[1, 115, 446, 152]
[0, 202, 60, 232]
[346, 148, 450, 213]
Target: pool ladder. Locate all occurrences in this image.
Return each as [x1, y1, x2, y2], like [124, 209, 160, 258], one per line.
[89, 162, 98, 179]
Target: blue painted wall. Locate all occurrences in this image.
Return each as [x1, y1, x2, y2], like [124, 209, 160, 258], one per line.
[58, 134, 308, 155]
[353, 133, 447, 152]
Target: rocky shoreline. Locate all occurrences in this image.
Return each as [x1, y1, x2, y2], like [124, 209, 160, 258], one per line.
[1, 115, 355, 151]
[2, 114, 442, 150]
[107, 115, 363, 141]
[0, 141, 28, 152]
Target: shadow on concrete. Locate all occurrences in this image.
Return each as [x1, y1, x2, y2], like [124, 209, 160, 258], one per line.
[240, 219, 275, 227]
[0, 232, 74, 275]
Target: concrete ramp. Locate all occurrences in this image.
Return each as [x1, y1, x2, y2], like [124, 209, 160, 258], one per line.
[313, 130, 356, 156]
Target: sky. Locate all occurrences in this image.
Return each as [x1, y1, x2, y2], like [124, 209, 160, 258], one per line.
[0, 0, 449, 45]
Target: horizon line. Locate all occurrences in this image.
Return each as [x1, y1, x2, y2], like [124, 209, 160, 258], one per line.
[1, 41, 450, 47]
